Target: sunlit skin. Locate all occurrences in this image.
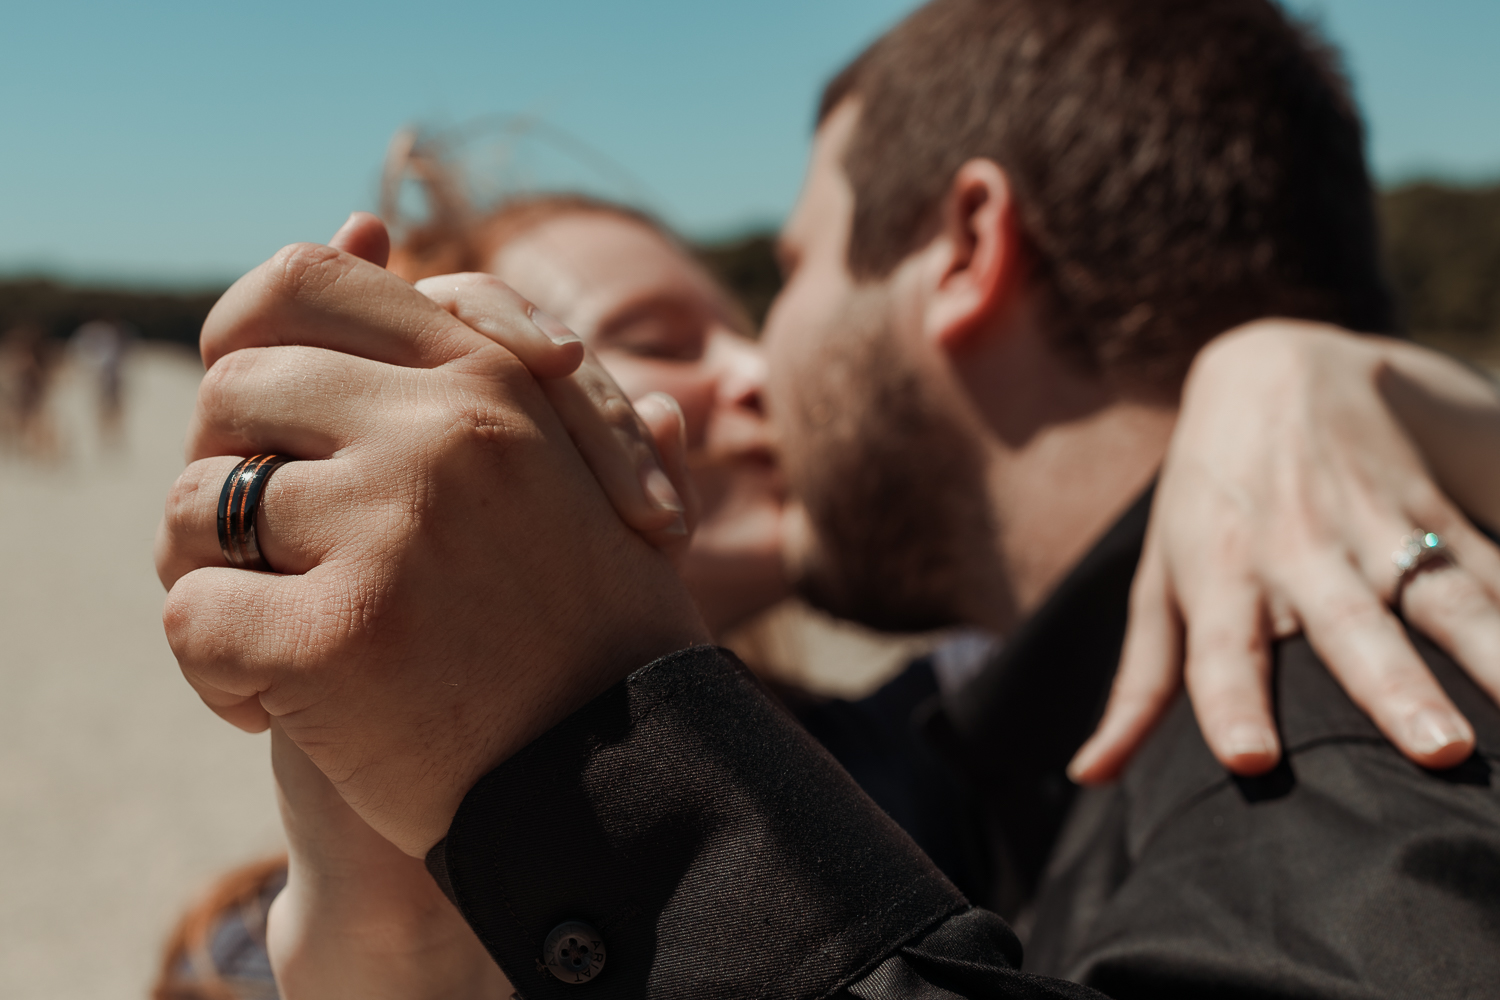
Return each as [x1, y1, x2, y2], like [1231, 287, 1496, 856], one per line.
[486, 212, 791, 635]
[763, 101, 1174, 632]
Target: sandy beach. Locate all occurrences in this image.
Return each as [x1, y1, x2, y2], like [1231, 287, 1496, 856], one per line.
[0, 346, 282, 1000]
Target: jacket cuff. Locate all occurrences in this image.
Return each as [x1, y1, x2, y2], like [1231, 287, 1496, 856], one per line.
[427, 646, 972, 998]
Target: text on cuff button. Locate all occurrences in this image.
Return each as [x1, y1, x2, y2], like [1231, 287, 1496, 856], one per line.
[543, 921, 606, 984]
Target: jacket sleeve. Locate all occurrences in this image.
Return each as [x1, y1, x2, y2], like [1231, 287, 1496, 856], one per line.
[1027, 630, 1500, 999]
[426, 646, 1105, 1000]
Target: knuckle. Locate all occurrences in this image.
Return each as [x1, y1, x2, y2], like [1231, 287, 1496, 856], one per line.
[162, 578, 232, 667]
[421, 271, 489, 302]
[1401, 481, 1458, 529]
[267, 242, 347, 301]
[411, 394, 532, 475]
[1190, 621, 1266, 664]
[451, 271, 516, 296]
[458, 402, 533, 460]
[1195, 320, 1300, 382]
[598, 392, 640, 431]
[163, 464, 212, 530]
[161, 586, 194, 651]
[197, 348, 261, 413]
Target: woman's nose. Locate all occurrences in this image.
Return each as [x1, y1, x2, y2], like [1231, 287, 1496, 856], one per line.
[714, 331, 768, 417]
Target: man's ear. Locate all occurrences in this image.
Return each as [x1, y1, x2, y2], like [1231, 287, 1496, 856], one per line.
[921, 159, 1024, 354]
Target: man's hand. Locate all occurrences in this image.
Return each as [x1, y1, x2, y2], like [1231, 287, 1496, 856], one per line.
[1072, 320, 1500, 782]
[156, 227, 710, 856]
[155, 214, 698, 591]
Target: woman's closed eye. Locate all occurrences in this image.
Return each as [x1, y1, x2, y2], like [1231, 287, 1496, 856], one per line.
[598, 301, 707, 362]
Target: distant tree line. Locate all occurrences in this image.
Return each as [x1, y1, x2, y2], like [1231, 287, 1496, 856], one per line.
[695, 233, 783, 330]
[0, 278, 220, 350]
[2, 182, 1497, 355]
[1381, 182, 1500, 342]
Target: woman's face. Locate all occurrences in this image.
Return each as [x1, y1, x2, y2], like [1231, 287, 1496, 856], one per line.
[487, 211, 789, 634]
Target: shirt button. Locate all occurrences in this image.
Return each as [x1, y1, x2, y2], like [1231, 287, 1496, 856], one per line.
[542, 921, 606, 984]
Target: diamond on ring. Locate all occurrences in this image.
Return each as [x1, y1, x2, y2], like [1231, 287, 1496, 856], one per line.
[1392, 530, 1446, 576]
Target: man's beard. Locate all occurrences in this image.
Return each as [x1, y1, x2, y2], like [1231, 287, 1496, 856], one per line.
[781, 289, 994, 633]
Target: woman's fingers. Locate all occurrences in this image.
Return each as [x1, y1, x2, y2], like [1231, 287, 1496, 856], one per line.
[418, 274, 690, 552]
[416, 273, 585, 380]
[539, 361, 689, 546]
[1290, 557, 1474, 768]
[201, 244, 495, 371]
[326, 212, 391, 268]
[1179, 572, 1281, 775]
[1069, 544, 1185, 784]
[271, 721, 397, 877]
[634, 392, 698, 559]
[1400, 561, 1500, 707]
[1403, 490, 1500, 607]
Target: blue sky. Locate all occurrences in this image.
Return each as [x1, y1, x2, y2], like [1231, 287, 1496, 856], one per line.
[1, 0, 1496, 287]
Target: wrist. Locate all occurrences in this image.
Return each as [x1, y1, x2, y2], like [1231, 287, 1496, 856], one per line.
[396, 620, 712, 857]
[268, 867, 510, 1000]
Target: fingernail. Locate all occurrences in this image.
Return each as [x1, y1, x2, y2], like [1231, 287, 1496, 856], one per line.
[643, 467, 685, 515]
[1223, 725, 1279, 761]
[1405, 710, 1471, 756]
[648, 392, 687, 447]
[637, 390, 685, 434]
[1066, 743, 1099, 783]
[529, 306, 581, 346]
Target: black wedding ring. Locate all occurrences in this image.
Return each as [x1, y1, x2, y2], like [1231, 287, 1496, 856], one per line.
[217, 454, 294, 572]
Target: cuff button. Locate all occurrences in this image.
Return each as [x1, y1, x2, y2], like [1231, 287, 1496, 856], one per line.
[543, 921, 606, 984]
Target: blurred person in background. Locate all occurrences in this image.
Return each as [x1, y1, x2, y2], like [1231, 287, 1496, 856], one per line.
[0, 322, 60, 459]
[70, 318, 134, 447]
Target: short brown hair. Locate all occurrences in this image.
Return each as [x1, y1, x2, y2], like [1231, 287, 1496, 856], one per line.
[821, 0, 1394, 383]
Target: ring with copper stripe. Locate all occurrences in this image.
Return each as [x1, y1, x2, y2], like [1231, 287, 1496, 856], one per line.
[216, 454, 295, 572]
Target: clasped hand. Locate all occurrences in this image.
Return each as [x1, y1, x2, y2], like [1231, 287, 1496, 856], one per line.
[155, 214, 709, 858]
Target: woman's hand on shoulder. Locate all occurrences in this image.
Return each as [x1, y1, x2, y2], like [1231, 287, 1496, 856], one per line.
[1072, 319, 1500, 782]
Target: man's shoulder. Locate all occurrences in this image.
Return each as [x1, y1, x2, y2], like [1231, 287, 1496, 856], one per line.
[1125, 629, 1500, 847]
[1028, 629, 1500, 994]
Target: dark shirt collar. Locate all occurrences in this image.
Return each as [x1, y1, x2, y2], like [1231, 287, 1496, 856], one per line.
[932, 484, 1154, 898]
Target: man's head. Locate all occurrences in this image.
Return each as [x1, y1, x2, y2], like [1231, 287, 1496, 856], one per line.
[764, 0, 1393, 632]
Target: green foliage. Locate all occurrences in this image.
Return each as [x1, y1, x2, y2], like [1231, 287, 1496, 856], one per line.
[1382, 182, 1500, 340]
[695, 234, 783, 331]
